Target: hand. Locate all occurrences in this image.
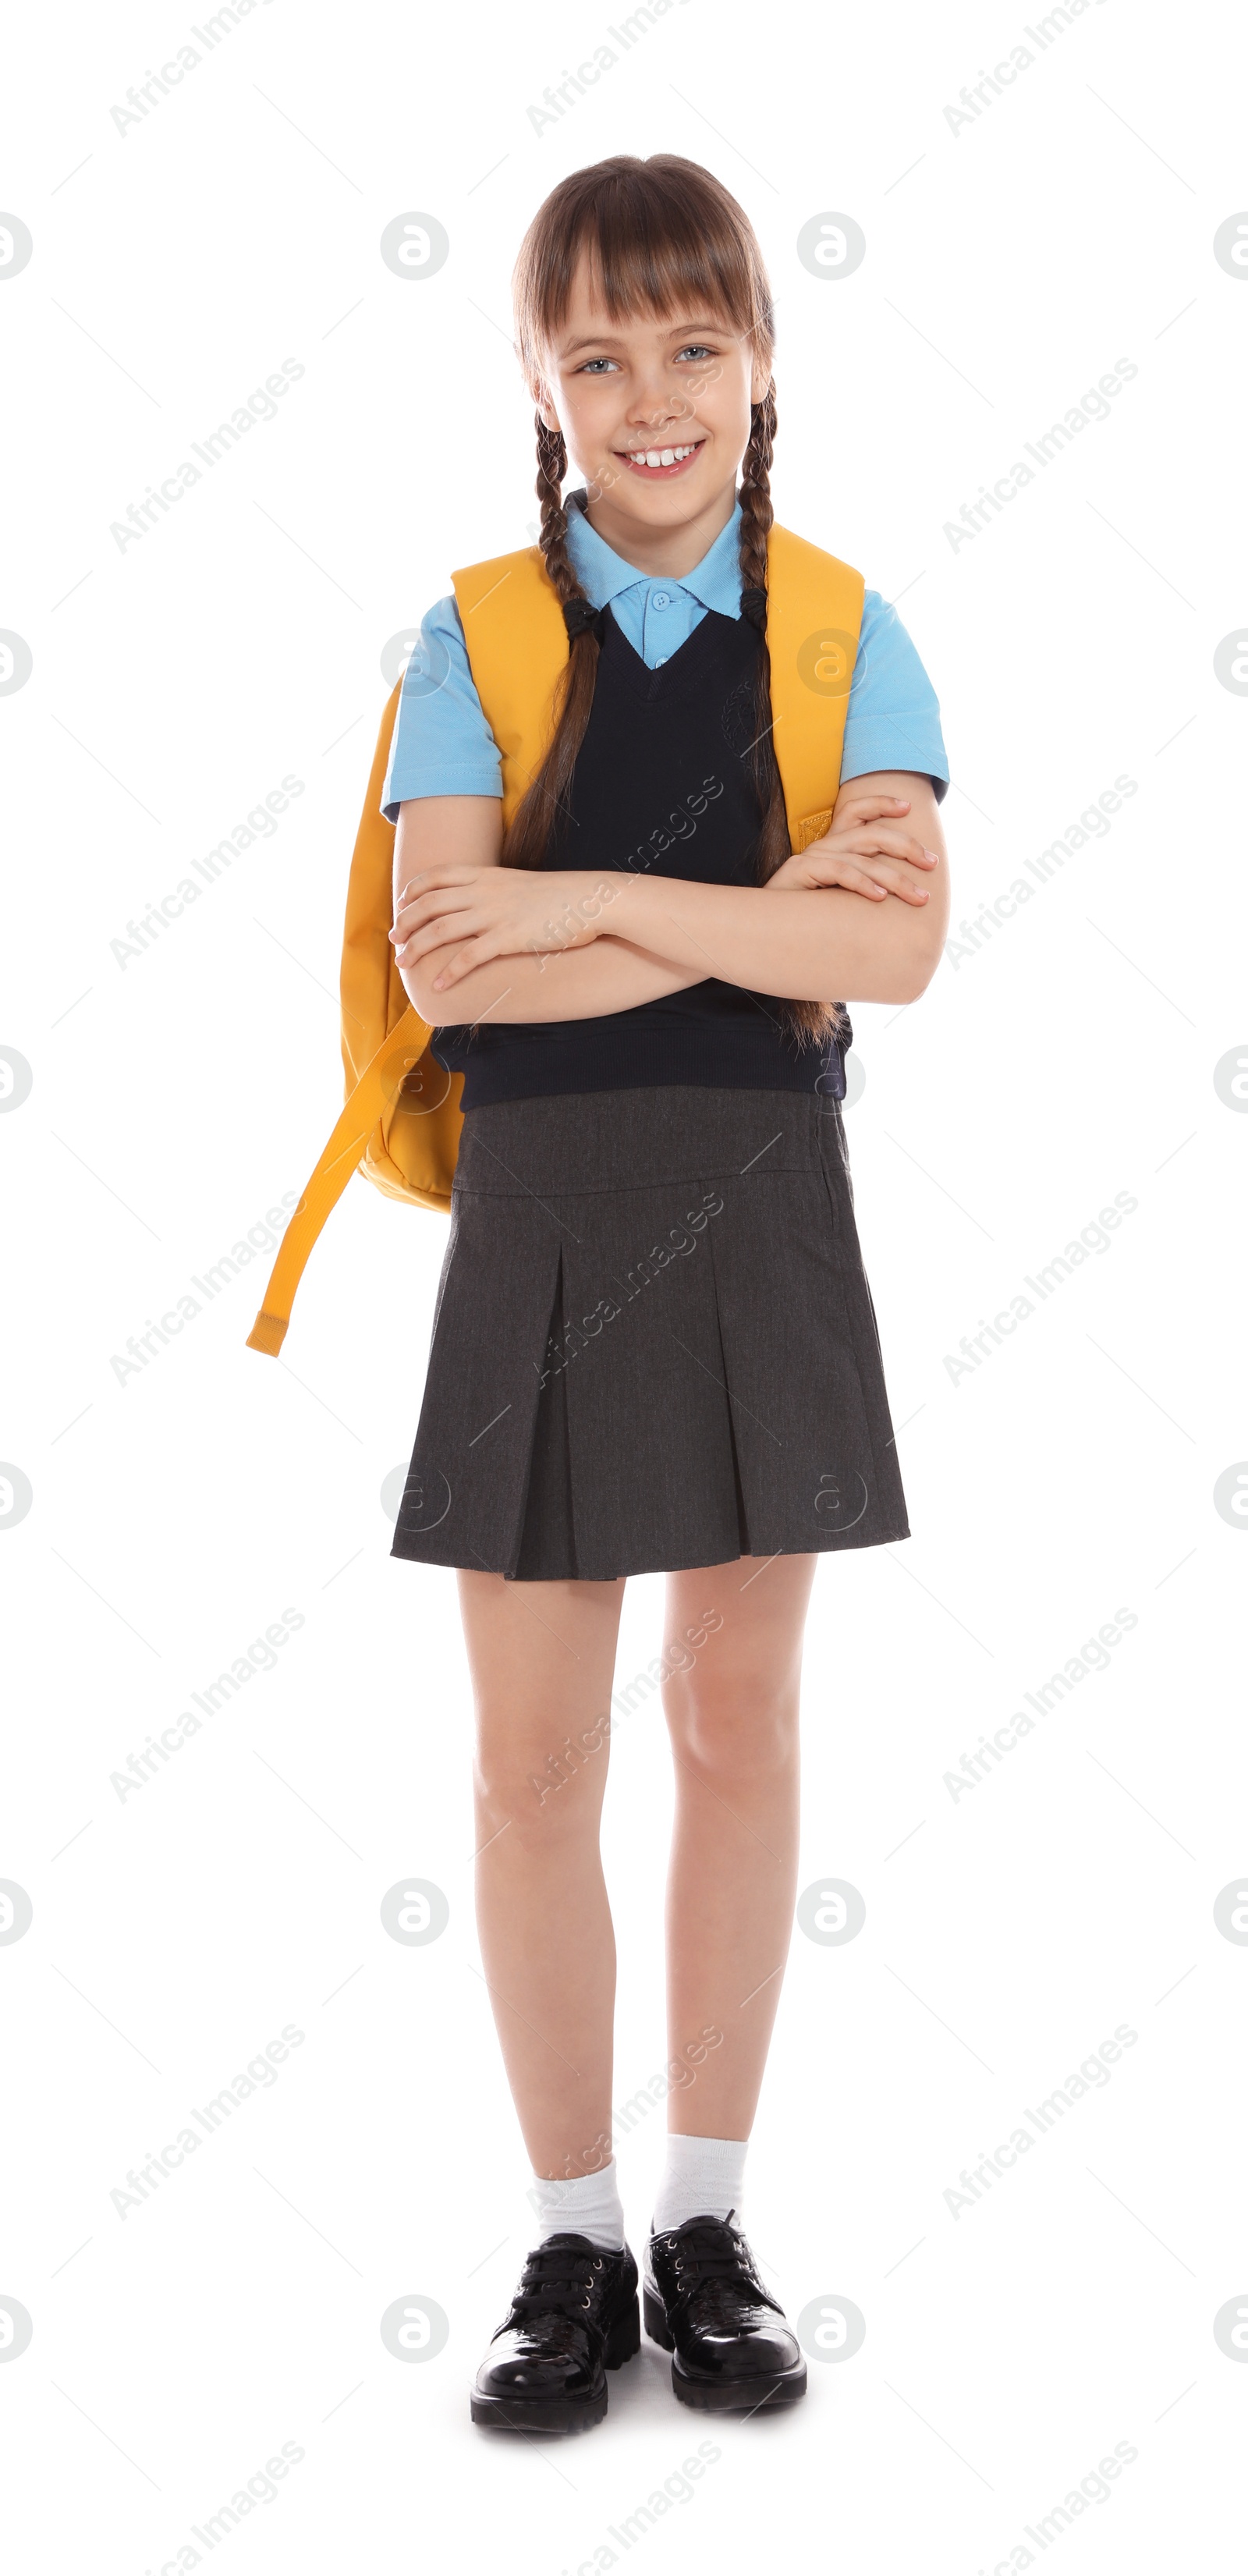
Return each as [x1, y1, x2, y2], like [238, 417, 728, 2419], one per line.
[766, 794, 939, 905]
[390, 864, 626, 992]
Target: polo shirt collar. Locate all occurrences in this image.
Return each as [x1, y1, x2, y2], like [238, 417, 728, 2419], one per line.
[564, 487, 744, 619]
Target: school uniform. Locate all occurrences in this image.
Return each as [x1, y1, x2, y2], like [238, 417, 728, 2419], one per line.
[384, 493, 948, 1582]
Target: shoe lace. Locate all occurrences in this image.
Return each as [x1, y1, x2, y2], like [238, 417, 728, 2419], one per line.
[657, 2212, 780, 2326]
[508, 2241, 605, 2329]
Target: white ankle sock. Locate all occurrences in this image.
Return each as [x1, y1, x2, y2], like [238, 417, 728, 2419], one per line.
[651, 2134, 749, 2234]
[527, 2159, 626, 2252]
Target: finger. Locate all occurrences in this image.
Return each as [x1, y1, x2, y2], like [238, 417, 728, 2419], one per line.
[393, 882, 480, 924]
[402, 920, 480, 966]
[432, 938, 497, 990]
[803, 863, 888, 899]
[841, 830, 938, 864]
[873, 875, 929, 905]
[392, 868, 480, 922]
[807, 858, 927, 904]
[853, 831, 935, 861]
[805, 846, 926, 882]
[395, 911, 480, 965]
[397, 864, 477, 901]
[388, 907, 448, 948]
[832, 799, 912, 832]
[391, 927, 468, 968]
[856, 852, 934, 891]
[860, 864, 931, 905]
[391, 886, 480, 941]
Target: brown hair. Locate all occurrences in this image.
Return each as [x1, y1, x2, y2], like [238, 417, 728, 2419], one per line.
[509, 153, 838, 1049]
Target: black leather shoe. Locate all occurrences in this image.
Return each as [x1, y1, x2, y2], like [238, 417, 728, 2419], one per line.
[643, 2211, 807, 2411]
[470, 2234, 640, 2433]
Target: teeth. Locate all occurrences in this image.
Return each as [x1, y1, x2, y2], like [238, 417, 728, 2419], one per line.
[633, 443, 698, 468]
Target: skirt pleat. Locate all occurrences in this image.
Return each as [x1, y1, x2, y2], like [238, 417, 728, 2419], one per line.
[390, 1085, 909, 1582]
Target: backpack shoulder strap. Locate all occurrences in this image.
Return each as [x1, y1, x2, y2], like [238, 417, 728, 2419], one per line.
[451, 545, 569, 826]
[766, 525, 865, 850]
[451, 528, 864, 850]
[244, 1000, 429, 1356]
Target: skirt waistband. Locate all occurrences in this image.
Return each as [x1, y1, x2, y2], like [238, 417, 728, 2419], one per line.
[454, 1084, 846, 1198]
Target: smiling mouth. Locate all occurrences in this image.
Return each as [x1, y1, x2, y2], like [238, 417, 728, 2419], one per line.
[615, 439, 705, 476]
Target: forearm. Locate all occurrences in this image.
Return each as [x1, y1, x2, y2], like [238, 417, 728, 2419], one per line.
[392, 775, 951, 1011]
[398, 933, 706, 1027]
[598, 864, 950, 1006]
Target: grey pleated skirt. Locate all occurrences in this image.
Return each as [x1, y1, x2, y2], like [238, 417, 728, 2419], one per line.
[390, 1084, 909, 1582]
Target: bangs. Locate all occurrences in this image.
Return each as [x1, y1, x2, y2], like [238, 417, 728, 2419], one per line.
[513, 154, 771, 371]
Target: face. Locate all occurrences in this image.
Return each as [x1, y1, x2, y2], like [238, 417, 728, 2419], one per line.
[533, 252, 769, 547]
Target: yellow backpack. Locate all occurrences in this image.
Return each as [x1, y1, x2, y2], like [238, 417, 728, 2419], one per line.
[246, 524, 864, 1357]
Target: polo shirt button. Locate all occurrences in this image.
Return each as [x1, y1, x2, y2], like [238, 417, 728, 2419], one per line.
[651, 589, 671, 610]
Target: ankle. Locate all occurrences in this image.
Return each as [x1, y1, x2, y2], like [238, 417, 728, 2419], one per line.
[651, 2133, 749, 2235]
[527, 2158, 626, 2252]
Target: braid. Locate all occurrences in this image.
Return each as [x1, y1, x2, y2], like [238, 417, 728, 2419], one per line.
[534, 420, 578, 604]
[739, 387, 842, 1052]
[738, 387, 785, 875]
[738, 389, 775, 585]
[502, 413, 602, 869]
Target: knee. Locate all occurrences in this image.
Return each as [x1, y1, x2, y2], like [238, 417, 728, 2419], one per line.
[661, 1666, 799, 1782]
[473, 1708, 613, 1836]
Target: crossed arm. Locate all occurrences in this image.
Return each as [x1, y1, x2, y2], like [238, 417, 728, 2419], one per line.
[390, 772, 950, 1025]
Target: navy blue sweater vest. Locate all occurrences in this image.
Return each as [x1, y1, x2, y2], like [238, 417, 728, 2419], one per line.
[431, 600, 850, 1109]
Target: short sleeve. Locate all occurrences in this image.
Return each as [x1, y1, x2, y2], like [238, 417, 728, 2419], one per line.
[380, 594, 504, 821]
[841, 591, 950, 804]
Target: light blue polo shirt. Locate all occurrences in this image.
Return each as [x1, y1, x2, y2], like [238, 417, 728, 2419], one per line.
[381, 491, 948, 821]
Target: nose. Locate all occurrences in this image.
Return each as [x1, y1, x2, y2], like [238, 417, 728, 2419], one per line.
[623, 368, 691, 435]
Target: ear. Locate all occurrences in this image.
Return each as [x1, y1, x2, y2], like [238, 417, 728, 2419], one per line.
[749, 353, 772, 406]
[522, 353, 561, 433]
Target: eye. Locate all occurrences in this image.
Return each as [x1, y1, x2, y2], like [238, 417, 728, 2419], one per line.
[576, 356, 619, 374]
[676, 343, 716, 362]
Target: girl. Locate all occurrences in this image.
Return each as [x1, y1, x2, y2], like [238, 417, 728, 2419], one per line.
[386, 155, 949, 2433]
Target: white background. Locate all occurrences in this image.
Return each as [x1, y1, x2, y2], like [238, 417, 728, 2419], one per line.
[2, 0, 1246, 2567]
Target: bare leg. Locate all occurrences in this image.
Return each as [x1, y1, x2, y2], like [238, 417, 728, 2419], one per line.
[659, 1553, 816, 2139]
[457, 1568, 626, 2180]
